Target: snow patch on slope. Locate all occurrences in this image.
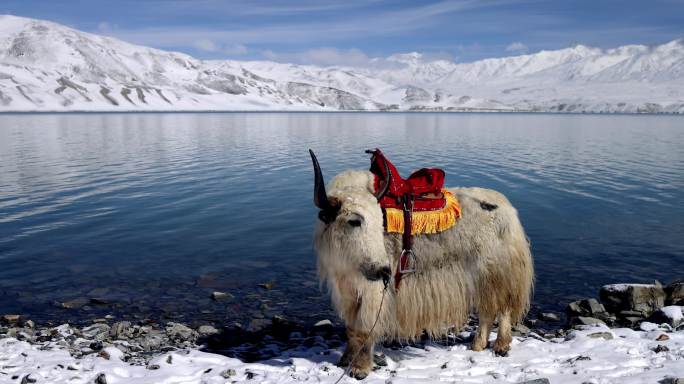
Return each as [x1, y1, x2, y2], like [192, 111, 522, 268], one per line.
[1, 14, 684, 113]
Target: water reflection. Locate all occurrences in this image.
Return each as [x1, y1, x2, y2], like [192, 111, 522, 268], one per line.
[0, 113, 682, 322]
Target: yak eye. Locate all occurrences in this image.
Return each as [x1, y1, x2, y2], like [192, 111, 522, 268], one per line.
[318, 210, 338, 224]
[348, 219, 362, 227]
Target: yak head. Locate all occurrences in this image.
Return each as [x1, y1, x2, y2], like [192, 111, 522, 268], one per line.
[309, 150, 392, 286]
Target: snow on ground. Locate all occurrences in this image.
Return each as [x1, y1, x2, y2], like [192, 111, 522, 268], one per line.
[2, 325, 682, 384]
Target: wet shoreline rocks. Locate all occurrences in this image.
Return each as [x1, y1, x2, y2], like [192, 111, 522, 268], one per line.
[5, 274, 339, 337]
[0, 312, 345, 366]
[566, 281, 683, 330]
[1, 280, 682, 373]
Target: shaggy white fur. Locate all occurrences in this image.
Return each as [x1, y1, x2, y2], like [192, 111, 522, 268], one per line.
[314, 170, 534, 379]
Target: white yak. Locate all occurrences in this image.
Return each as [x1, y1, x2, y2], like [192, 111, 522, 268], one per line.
[310, 150, 534, 379]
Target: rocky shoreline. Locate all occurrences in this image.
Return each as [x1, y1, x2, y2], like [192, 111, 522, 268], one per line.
[1, 281, 682, 383]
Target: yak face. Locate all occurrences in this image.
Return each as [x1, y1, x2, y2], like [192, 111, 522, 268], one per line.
[314, 170, 389, 271]
[309, 149, 392, 285]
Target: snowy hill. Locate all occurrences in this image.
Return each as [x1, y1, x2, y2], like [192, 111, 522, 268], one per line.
[1, 15, 683, 113]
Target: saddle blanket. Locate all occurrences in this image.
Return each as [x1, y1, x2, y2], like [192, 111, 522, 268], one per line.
[383, 189, 461, 235]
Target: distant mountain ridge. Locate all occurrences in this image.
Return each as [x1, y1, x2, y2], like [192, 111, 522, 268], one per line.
[1, 15, 683, 113]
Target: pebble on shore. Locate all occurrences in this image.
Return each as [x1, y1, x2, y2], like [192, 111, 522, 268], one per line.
[1, 280, 682, 383]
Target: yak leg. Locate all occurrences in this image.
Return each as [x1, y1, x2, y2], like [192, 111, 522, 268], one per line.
[344, 328, 373, 380]
[337, 344, 352, 367]
[471, 309, 495, 351]
[493, 310, 512, 357]
[337, 327, 362, 367]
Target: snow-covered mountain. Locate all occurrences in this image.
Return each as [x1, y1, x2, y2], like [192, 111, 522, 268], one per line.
[1, 14, 683, 113]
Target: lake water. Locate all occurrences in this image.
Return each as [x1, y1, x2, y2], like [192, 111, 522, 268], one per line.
[0, 113, 683, 327]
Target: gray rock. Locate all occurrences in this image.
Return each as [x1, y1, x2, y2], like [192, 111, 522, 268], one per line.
[249, 310, 265, 319]
[572, 317, 606, 327]
[221, 369, 237, 378]
[258, 282, 275, 290]
[210, 291, 233, 301]
[567, 298, 606, 317]
[313, 319, 333, 328]
[622, 316, 645, 328]
[567, 355, 591, 363]
[21, 374, 37, 384]
[89, 341, 103, 351]
[600, 283, 666, 315]
[90, 298, 110, 306]
[660, 378, 684, 384]
[140, 335, 164, 351]
[567, 301, 584, 316]
[60, 297, 89, 309]
[290, 331, 303, 339]
[587, 299, 606, 314]
[53, 324, 75, 337]
[197, 325, 219, 336]
[519, 379, 550, 384]
[540, 312, 561, 322]
[512, 323, 531, 336]
[247, 318, 270, 333]
[374, 353, 388, 367]
[619, 310, 644, 317]
[2, 314, 22, 324]
[95, 373, 107, 384]
[87, 287, 111, 297]
[587, 331, 613, 340]
[648, 306, 683, 328]
[165, 322, 197, 342]
[82, 324, 110, 340]
[109, 321, 132, 339]
[17, 330, 34, 342]
[666, 282, 684, 306]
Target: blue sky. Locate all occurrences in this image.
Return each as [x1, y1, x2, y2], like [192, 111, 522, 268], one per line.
[2, 0, 684, 65]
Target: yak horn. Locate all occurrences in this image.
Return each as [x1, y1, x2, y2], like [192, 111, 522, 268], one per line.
[309, 149, 338, 211]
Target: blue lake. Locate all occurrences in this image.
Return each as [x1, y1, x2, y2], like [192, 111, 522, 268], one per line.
[0, 113, 682, 326]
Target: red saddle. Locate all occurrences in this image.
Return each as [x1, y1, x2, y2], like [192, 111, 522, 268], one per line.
[368, 148, 446, 211]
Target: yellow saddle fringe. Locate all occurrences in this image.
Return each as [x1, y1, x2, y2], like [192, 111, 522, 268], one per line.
[385, 190, 461, 235]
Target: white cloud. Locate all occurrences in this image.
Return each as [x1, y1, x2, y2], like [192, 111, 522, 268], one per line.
[96, 1, 531, 50]
[262, 47, 371, 67]
[224, 44, 248, 56]
[506, 42, 528, 53]
[97, 21, 117, 33]
[193, 39, 218, 52]
[260, 47, 458, 69]
[193, 39, 248, 56]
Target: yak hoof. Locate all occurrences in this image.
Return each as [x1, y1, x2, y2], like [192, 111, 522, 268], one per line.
[349, 368, 368, 380]
[493, 338, 511, 357]
[470, 340, 487, 352]
[373, 353, 387, 367]
[337, 354, 351, 367]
